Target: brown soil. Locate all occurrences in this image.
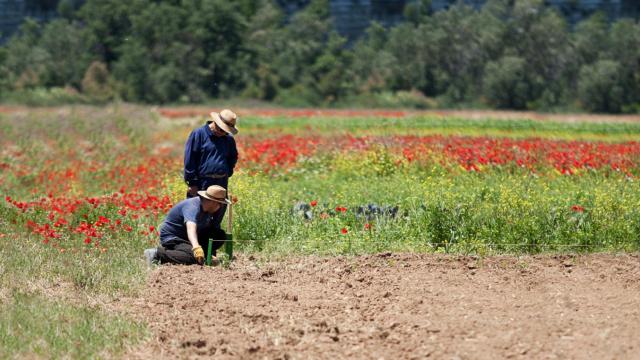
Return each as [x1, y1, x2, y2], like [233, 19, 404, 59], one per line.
[125, 254, 640, 359]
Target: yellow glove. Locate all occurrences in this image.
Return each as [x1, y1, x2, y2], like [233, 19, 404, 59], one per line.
[193, 246, 205, 265]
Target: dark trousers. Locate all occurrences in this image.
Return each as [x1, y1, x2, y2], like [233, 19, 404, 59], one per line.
[187, 177, 229, 229]
[156, 228, 226, 265]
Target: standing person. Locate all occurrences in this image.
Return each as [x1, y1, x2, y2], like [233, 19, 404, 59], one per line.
[144, 185, 232, 265]
[184, 109, 238, 229]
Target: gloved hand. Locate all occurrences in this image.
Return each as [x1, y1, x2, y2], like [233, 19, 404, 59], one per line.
[193, 246, 205, 265]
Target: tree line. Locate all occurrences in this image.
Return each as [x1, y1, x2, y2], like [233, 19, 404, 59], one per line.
[0, 0, 638, 113]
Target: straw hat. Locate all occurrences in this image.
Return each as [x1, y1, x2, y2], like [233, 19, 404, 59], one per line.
[210, 109, 238, 135]
[198, 185, 231, 204]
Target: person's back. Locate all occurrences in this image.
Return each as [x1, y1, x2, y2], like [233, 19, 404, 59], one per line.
[160, 197, 219, 247]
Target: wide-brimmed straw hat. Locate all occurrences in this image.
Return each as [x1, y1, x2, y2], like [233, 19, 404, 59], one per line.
[198, 185, 232, 204]
[210, 109, 238, 135]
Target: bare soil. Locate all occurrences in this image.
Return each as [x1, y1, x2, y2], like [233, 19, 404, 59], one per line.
[122, 253, 640, 359]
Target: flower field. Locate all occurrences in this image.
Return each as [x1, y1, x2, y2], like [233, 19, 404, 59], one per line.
[1, 105, 640, 357]
[1, 106, 640, 263]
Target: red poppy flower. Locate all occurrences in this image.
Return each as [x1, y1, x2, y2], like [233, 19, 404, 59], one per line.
[341, 227, 348, 234]
[310, 200, 317, 207]
[84, 237, 92, 245]
[571, 205, 585, 212]
[364, 223, 371, 230]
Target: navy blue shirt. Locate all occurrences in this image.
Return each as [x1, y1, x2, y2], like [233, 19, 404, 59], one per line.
[159, 197, 218, 246]
[184, 121, 238, 185]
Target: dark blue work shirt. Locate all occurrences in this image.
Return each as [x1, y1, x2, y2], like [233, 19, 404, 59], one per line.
[184, 121, 238, 185]
[159, 197, 218, 246]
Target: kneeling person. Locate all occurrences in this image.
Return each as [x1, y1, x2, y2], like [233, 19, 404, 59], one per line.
[144, 185, 231, 265]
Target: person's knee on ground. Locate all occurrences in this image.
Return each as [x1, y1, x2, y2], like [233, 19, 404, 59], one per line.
[155, 243, 198, 265]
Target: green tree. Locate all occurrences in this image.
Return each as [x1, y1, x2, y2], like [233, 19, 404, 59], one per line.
[384, 23, 436, 94]
[483, 56, 530, 109]
[272, 0, 332, 89]
[0, 47, 10, 95]
[57, 0, 76, 20]
[111, 0, 251, 102]
[243, 0, 284, 100]
[350, 22, 395, 93]
[507, 0, 571, 106]
[78, 0, 147, 63]
[114, 2, 193, 102]
[184, 0, 250, 98]
[3, 19, 50, 90]
[572, 12, 609, 66]
[304, 32, 351, 103]
[38, 19, 92, 88]
[429, 2, 506, 102]
[404, 0, 432, 26]
[577, 60, 625, 113]
[112, 38, 151, 101]
[260, 0, 351, 105]
[608, 19, 640, 111]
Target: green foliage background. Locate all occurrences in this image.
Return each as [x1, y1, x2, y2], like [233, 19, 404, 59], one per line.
[0, 0, 639, 113]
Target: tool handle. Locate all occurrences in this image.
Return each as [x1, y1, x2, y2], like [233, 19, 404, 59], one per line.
[225, 195, 233, 260]
[206, 238, 213, 266]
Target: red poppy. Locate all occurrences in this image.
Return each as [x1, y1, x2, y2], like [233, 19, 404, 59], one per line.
[341, 227, 348, 234]
[364, 223, 371, 230]
[310, 200, 317, 207]
[84, 237, 92, 245]
[571, 205, 585, 212]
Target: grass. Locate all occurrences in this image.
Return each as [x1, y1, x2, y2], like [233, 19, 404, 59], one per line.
[0, 292, 146, 359]
[0, 208, 150, 358]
